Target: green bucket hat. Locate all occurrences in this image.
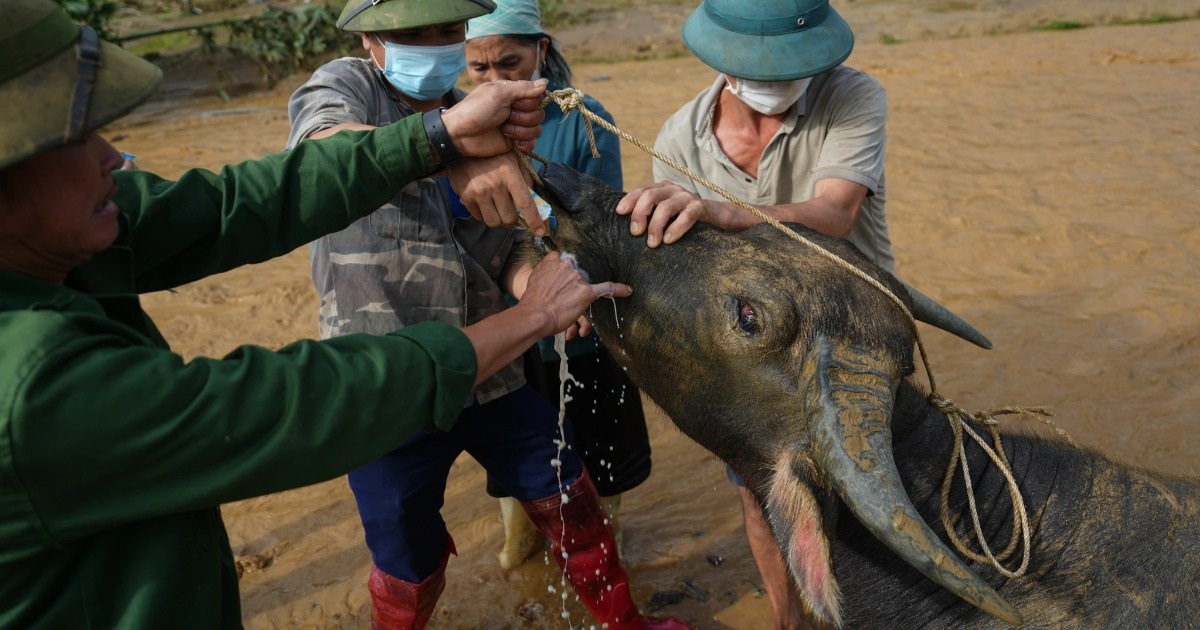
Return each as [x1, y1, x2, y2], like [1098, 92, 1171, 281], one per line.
[0, 0, 162, 170]
[338, 0, 496, 32]
[682, 0, 855, 82]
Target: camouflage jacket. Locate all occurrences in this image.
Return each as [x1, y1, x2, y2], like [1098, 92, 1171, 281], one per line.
[287, 57, 524, 404]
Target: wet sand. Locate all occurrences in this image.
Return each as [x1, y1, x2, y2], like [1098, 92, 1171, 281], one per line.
[110, 7, 1200, 629]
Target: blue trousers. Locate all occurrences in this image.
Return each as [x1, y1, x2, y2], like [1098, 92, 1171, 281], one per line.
[348, 385, 582, 582]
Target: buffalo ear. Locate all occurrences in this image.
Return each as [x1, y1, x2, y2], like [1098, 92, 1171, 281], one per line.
[798, 336, 1023, 627]
[762, 452, 843, 626]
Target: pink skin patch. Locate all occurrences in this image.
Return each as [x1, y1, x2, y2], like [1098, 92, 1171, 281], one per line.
[789, 511, 831, 601]
[768, 455, 843, 626]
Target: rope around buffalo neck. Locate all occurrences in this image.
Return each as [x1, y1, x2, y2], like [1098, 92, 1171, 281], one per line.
[521, 87, 1080, 578]
[931, 401, 1070, 577]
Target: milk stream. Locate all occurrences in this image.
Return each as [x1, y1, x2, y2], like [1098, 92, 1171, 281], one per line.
[550, 299, 626, 628]
[551, 331, 578, 626]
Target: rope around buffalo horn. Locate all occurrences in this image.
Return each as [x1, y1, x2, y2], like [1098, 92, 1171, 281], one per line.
[533, 87, 1075, 578]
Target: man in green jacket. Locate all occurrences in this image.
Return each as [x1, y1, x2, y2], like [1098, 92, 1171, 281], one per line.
[0, 0, 629, 627]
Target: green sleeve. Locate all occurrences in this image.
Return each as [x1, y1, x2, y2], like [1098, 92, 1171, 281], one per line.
[113, 115, 437, 292]
[1, 314, 475, 546]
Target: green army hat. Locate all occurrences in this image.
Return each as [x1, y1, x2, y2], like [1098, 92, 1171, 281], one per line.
[0, 0, 162, 169]
[683, 0, 855, 81]
[337, 0, 497, 32]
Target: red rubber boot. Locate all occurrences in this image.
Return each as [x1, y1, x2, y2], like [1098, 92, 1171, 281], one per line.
[367, 538, 455, 629]
[521, 473, 695, 630]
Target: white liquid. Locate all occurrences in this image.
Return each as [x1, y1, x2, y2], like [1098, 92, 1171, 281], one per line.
[551, 332, 576, 626]
[546, 300, 633, 627]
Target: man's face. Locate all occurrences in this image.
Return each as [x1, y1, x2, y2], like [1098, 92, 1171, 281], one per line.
[0, 133, 124, 281]
[360, 21, 468, 65]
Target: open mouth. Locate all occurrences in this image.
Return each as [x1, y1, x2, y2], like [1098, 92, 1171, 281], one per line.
[94, 186, 118, 217]
[93, 199, 117, 217]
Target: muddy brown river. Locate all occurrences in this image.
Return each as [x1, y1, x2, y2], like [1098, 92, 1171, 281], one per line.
[111, 13, 1198, 629]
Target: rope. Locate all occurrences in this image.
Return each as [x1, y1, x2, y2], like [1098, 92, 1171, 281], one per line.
[931, 399, 1064, 577]
[528, 87, 1073, 578]
[536, 88, 915, 333]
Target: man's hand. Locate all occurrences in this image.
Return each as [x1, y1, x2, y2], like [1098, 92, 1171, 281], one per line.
[504, 260, 592, 340]
[615, 178, 872, 247]
[445, 153, 546, 234]
[461, 251, 631, 385]
[441, 78, 548, 158]
[615, 181, 757, 247]
[440, 79, 550, 234]
[516, 252, 632, 338]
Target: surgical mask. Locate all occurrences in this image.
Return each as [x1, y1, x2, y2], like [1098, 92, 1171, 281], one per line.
[372, 38, 466, 101]
[725, 76, 812, 116]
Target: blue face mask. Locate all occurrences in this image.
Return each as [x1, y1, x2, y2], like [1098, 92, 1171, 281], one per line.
[372, 38, 466, 102]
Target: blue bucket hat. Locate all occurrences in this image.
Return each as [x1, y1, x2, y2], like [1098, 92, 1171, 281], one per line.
[682, 0, 855, 81]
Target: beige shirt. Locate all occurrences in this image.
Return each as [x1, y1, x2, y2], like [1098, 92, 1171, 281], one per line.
[653, 66, 894, 272]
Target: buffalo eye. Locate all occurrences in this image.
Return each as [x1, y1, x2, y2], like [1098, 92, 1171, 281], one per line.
[737, 299, 759, 335]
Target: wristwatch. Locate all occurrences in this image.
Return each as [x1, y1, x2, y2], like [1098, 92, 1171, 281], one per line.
[422, 107, 462, 168]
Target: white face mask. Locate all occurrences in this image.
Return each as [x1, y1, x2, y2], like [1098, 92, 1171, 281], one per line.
[725, 75, 812, 116]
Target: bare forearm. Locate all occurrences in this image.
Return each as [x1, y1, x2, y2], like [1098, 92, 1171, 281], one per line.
[465, 252, 633, 384]
[708, 178, 866, 238]
[461, 304, 553, 385]
[500, 261, 533, 297]
[746, 198, 857, 238]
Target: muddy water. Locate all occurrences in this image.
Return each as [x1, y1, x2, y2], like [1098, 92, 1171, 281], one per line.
[117, 18, 1200, 630]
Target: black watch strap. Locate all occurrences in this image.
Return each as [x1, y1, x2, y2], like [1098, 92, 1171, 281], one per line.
[422, 107, 462, 167]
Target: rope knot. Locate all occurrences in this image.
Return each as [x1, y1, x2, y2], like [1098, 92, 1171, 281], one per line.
[546, 87, 585, 113]
[541, 88, 599, 159]
[929, 393, 957, 414]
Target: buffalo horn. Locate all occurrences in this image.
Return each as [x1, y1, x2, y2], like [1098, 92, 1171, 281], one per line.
[804, 340, 1022, 626]
[902, 283, 993, 350]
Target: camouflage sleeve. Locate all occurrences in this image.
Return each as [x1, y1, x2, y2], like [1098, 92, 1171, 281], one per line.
[286, 58, 381, 149]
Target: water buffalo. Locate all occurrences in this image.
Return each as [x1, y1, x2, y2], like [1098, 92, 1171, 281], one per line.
[528, 161, 1200, 629]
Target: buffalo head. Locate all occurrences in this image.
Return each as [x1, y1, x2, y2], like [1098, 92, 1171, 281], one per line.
[531, 161, 1020, 627]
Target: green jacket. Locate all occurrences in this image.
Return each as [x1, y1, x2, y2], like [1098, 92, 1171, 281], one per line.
[0, 116, 477, 628]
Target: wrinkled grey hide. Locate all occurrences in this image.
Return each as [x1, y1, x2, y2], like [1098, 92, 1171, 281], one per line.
[528, 161, 1200, 629]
